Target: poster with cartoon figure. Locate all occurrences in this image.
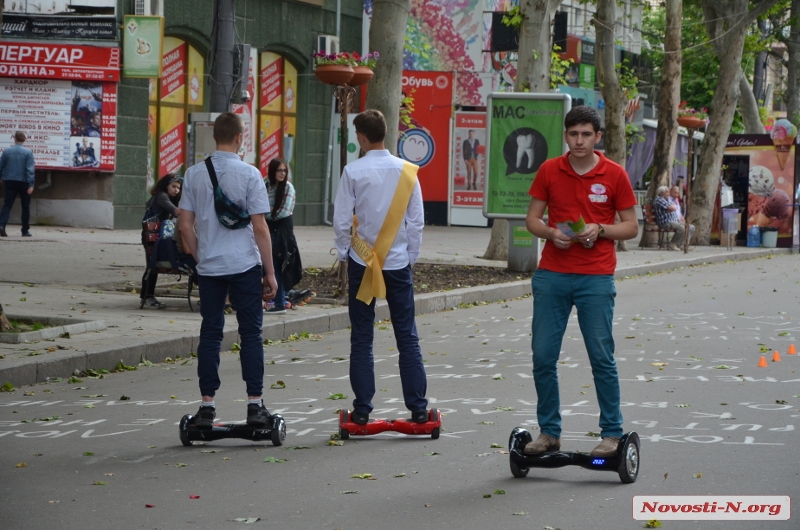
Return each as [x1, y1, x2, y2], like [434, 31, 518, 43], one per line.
[484, 93, 571, 219]
[396, 71, 453, 225]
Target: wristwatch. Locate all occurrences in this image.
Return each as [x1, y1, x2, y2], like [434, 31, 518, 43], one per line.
[596, 223, 605, 238]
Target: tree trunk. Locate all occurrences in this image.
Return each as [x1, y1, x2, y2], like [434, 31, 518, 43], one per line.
[594, 0, 630, 251]
[785, 0, 800, 124]
[365, 0, 411, 156]
[739, 69, 765, 134]
[0, 303, 11, 333]
[644, 0, 682, 248]
[594, 0, 627, 166]
[481, 0, 561, 262]
[693, 0, 781, 244]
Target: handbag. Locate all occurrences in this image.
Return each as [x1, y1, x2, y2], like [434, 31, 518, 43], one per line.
[141, 196, 161, 244]
[205, 157, 251, 230]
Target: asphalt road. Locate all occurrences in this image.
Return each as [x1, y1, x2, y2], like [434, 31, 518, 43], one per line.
[1, 255, 799, 529]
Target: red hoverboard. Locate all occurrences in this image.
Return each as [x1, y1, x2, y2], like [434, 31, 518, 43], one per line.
[339, 409, 442, 440]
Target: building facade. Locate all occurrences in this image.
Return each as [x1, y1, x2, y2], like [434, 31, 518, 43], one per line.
[0, 0, 363, 230]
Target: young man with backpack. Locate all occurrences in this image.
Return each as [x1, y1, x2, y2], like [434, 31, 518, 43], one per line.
[178, 112, 278, 429]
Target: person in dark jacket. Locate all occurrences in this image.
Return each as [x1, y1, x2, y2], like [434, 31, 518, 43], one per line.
[140, 174, 182, 308]
[264, 158, 304, 314]
[0, 131, 36, 237]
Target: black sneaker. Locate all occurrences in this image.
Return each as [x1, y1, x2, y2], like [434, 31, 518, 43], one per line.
[21, 231, 31, 237]
[247, 402, 271, 427]
[350, 411, 369, 425]
[194, 406, 216, 430]
[410, 410, 429, 423]
[0, 227, 7, 237]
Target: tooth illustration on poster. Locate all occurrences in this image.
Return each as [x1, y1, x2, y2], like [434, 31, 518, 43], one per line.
[502, 127, 548, 176]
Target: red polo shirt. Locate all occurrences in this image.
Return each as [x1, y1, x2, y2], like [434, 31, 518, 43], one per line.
[528, 151, 636, 275]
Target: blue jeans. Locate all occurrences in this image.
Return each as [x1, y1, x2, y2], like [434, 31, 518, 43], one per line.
[271, 255, 285, 309]
[197, 265, 264, 397]
[348, 257, 427, 414]
[0, 180, 31, 233]
[531, 269, 623, 439]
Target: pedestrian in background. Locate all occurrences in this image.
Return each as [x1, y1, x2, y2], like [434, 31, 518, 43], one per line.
[140, 174, 183, 309]
[333, 109, 429, 426]
[524, 106, 638, 458]
[264, 158, 304, 314]
[0, 131, 36, 237]
[178, 112, 278, 430]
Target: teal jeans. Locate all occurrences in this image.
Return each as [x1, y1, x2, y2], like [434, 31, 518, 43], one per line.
[531, 269, 623, 439]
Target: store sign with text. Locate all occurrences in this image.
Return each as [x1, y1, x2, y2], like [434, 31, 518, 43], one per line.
[0, 42, 120, 82]
[2, 14, 117, 40]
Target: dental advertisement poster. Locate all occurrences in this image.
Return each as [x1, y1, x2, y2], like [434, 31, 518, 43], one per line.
[484, 93, 571, 219]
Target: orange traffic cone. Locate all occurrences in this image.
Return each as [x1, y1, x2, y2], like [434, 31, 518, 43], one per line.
[788, 344, 797, 355]
[758, 356, 768, 368]
[772, 351, 781, 362]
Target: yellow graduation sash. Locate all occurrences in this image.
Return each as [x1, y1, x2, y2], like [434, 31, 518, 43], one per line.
[350, 161, 419, 304]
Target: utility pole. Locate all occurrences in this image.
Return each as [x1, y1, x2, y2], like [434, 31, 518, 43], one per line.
[209, 0, 236, 112]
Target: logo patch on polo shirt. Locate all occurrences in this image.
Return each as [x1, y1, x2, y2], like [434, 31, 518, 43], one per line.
[589, 183, 608, 202]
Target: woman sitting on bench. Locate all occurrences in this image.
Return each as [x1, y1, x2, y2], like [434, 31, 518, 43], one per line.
[140, 174, 182, 309]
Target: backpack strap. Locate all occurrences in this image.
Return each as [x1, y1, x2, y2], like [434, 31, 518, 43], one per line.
[205, 157, 219, 189]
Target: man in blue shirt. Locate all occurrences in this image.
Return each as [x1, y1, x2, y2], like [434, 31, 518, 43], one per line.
[653, 185, 694, 251]
[179, 112, 278, 430]
[0, 131, 36, 237]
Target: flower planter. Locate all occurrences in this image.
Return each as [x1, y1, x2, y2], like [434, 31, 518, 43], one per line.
[677, 116, 707, 129]
[348, 66, 374, 87]
[314, 65, 354, 86]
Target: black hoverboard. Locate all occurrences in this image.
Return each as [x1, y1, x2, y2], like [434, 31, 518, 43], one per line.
[179, 413, 287, 447]
[508, 427, 640, 483]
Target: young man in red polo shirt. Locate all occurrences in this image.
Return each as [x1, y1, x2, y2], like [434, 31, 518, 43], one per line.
[524, 106, 638, 457]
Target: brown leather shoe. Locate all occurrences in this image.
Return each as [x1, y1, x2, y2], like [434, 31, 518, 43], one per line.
[590, 437, 620, 457]
[523, 433, 561, 455]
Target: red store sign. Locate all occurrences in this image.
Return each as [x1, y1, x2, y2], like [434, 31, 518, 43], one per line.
[0, 42, 120, 82]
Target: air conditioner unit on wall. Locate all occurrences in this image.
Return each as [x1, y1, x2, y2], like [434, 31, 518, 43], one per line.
[317, 35, 340, 56]
[135, 0, 164, 16]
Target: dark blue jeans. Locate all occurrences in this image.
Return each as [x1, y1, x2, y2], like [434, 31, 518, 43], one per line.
[348, 257, 427, 415]
[271, 255, 285, 309]
[197, 265, 264, 397]
[531, 270, 623, 439]
[0, 180, 31, 233]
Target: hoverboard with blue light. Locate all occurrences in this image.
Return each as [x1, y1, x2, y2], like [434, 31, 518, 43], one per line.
[508, 427, 640, 483]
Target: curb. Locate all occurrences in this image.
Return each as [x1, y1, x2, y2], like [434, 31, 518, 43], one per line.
[0, 247, 788, 387]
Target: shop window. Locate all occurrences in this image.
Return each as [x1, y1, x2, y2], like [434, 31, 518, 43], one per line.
[258, 52, 298, 176]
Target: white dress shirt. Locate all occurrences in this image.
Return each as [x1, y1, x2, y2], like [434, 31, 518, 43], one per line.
[333, 149, 424, 270]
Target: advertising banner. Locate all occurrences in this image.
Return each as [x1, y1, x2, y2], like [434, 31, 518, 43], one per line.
[724, 133, 796, 246]
[123, 15, 163, 78]
[0, 42, 120, 82]
[2, 15, 117, 40]
[484, 93, 571, 219]
[158, 106, 185, 177]
[397, 71, 453, 205]
[160, 38, 186, 104]
[451, 112, 486, 208]
[0, 78, 116, 171]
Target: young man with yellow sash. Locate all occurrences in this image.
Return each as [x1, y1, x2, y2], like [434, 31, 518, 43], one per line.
[333, 109, 428, 426]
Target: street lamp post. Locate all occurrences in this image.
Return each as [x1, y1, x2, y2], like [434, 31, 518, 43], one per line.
[315, 64, 373, 296]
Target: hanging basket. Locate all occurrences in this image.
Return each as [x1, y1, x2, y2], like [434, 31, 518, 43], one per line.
[348, 66, 374, 87]
[677, 116, 707, 129]
[314, 65, 354, 86]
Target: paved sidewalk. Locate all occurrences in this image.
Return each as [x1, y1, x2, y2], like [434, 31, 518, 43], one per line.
[0, 224, 788, 386]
